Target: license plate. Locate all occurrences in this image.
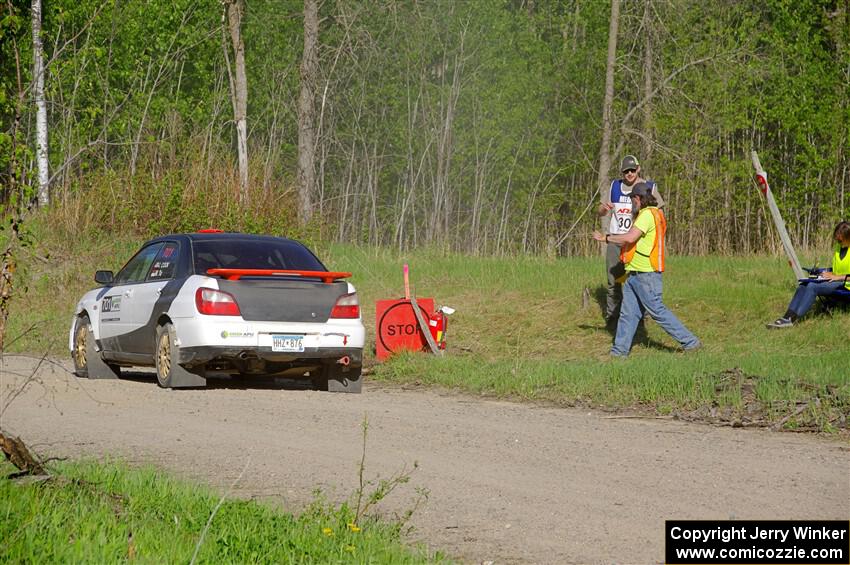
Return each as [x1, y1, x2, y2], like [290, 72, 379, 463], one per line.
[272, 334, 304, 352]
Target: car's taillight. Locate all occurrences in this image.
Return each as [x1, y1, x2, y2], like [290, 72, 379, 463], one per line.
[330, 292, 360, 319]
[195, 287, 241, 316]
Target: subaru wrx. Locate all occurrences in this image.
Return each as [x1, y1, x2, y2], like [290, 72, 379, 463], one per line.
[70, 231, 365, 392]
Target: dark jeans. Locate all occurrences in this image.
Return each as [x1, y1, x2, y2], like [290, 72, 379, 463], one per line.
[605, 243, 626, 320]
[787, 280, 847, 318]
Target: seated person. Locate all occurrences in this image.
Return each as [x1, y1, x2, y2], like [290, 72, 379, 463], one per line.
[767, 220, 850, 328]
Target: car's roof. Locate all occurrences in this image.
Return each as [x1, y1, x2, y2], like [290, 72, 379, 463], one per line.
[145, 232, 303, 245]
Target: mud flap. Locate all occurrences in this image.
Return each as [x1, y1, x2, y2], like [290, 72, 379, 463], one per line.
[324, 364, 362, 394]
[85, 335, 121, 379]
[168, 363, 207, 388]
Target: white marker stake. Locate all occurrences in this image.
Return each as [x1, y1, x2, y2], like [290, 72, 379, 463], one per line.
[751, 151, 806, 281]
[403, 263, 410, 299]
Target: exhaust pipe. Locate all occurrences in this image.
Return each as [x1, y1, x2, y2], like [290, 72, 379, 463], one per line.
[337, 355, 350, 366]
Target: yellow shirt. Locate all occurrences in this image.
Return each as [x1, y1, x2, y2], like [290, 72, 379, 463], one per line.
[625, 207, 657, 273]
[833, 244, 850, 289]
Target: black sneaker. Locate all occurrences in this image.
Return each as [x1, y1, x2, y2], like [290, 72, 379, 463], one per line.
[766, 317, 793, 329]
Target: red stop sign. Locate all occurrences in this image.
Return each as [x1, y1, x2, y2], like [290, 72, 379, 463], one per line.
[375, 298, 434, 361]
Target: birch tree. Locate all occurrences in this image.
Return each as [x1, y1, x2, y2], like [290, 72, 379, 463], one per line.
[32, 0, 48, 206]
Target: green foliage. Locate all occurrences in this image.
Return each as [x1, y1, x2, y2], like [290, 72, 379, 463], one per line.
[5, 0, 849, 253]
[40, 0, 223, 170]
[0, 0, 33, 204]
[0, 460, 445, 563]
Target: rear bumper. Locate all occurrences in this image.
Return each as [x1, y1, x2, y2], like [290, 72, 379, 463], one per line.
[172, 317, 366, 351]
[178, 345, 362, 368]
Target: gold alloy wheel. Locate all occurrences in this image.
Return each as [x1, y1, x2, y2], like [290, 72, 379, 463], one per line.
[73, 322, 88, 369]
[157, 330, 172, 379]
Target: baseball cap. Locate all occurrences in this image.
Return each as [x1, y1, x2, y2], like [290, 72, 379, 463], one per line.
[621, 155, 640, 172]
[630, 182, 650, 198]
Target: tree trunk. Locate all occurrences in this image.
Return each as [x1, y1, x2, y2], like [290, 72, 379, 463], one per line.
[32, 0, 49, 207]
[596, 0, 620, 198]
[226, 0, 249, 205]
[297, 0, 319, 225]
[641, 0, 653, 163]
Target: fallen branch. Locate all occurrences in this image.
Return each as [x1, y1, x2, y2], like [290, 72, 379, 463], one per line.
[773, 398, 818, 431]
[0, 431, 46, 475]
[603, 415, 673, 420]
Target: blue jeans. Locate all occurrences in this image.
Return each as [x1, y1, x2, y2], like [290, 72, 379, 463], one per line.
[787, 280, 846, 318]
[612, 271, 700, 356]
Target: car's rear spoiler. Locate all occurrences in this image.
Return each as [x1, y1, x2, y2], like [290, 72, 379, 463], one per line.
[206, 269, 351, 284]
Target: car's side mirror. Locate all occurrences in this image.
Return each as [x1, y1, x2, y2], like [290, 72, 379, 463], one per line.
[94, 270, 114, 285]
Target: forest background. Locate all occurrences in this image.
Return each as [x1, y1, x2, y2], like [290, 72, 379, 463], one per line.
[2, 0, 849, 256]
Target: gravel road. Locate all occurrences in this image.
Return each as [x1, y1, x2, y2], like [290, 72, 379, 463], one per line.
[2, 355, 848, 564]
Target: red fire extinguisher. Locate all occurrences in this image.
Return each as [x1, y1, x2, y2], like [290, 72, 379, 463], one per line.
[427, 306, 455, 350]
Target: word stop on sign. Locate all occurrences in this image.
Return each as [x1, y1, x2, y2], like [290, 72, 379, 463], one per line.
[375, 298, 435, 361]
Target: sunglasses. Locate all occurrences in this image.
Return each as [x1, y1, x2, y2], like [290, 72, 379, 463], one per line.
[622, 168, 637, 174]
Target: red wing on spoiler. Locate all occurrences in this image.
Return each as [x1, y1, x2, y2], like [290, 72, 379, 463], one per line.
[206, 268, 351, 284]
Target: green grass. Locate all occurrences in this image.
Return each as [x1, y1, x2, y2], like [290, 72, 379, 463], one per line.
[322, 246, 850, 431]
[6, 219, 850, 431]
[0, 459, 445, 564]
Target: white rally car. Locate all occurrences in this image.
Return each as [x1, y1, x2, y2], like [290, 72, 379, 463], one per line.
[69, 231, 365, 392]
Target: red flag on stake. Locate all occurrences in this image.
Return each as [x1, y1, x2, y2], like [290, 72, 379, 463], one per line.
[751, 151, 805, 281]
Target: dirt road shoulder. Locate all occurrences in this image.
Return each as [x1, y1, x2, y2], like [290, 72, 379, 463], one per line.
[2, 356, 847, 563]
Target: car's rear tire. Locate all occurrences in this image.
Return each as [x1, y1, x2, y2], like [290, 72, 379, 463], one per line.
[153, 322, 207, 388]
[155, 323, 206, 388]
[316, 364, 362, 393]
[155, 323, 176, 388]
[72, 315, 91, 378]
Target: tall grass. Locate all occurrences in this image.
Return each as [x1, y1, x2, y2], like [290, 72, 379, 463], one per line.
[47, 160, 309, 241]
[326, 246, 850, 431]
[0, 460, 444, 563]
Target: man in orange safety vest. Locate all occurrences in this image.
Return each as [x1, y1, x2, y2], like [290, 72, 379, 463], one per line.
[592, 182, 701, 357]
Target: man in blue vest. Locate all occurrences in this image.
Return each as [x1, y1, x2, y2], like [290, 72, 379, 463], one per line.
[597, 155, 665, 327]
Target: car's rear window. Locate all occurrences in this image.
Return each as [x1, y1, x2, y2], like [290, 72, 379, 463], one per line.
[192, 239, 326, 274]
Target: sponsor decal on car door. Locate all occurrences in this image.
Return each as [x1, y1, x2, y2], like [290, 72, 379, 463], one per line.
[99, 243, 164, 351]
